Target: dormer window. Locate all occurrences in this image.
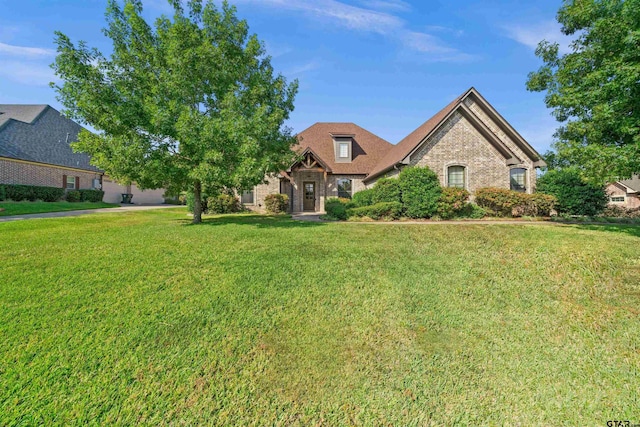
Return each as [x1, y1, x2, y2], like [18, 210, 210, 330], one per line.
[332, 134, 354, 163]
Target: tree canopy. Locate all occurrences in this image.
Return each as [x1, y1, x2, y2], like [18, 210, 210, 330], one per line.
[526, 0, 640, 182]
[52, 0, 298, 223]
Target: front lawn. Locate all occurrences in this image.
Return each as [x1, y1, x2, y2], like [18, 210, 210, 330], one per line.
[1, 211, 638, 425]
[0, 201, 118, 216]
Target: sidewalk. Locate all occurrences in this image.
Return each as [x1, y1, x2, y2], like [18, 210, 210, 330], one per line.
[0, 204, 179, 223]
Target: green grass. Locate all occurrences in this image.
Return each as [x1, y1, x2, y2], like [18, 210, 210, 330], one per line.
[1, 210, 639, 425]
[0, 201, 118, 216]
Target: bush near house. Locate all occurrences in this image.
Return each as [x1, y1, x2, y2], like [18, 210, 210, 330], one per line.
[371, 178, 402, 204]
[0, 185, 5, 202]
[79, 189, 105, 202]
[536, 169, 608, 216]
[264, 194, 288, 214]
[347, 201, 403, 220]
[66, 190, 82, 202]
[399, 166, 442, 219]
[436, 187, 470, 219]
[599, 205, 640, 219]
[2, 184, 65, 202]
[324, 198, 351, 220]
[351, 188, 376, 207]
[207, 194, 242, 214]
[475, 188, 556, 217]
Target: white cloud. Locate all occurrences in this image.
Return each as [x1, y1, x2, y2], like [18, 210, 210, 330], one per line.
[502, 21, 573, 55]
[0, 60, 57, 86]
[0, 42, 55, 57]
[357, 0, 411, 12]
[288, 60, 321, 75]
[236, 0, 473, 62]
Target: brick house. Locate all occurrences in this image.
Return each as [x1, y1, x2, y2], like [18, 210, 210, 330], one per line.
[246, 87, 546, 213]
[0, 104, 165, 204]
[606, 176, 640, 209]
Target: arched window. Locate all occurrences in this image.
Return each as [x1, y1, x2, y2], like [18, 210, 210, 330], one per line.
[337, 178, 352, 198]
[447, 166, 465, 188]
[510, 168, 527, 192]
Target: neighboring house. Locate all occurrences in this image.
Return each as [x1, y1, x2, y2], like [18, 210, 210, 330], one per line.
[0, 104, 164, 204]
[606, 176, 640, 209]
[247, 87, 546, 213]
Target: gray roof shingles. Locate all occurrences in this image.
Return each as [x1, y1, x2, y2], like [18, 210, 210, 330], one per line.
[0, 104, 101, 172]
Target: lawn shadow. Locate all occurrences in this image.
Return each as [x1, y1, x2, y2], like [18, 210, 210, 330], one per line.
[573, 223, 640, 238]
[177, 214, 327, 229]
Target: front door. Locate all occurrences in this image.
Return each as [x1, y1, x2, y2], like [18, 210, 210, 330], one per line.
[303, 182, 315, 211]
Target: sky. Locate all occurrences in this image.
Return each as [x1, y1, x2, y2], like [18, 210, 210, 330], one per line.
[0, 0, 575, 154]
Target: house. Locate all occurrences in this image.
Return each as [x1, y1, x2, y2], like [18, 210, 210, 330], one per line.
[0, 104, 164, 204]
[606, 176, 640, 209]
[246, 87, 546, 213]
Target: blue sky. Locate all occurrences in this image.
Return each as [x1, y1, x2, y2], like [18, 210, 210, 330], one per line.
[0, 0, 574, 153]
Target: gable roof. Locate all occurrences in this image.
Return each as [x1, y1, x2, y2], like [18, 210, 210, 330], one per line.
[618, 175, 640, 193]
[364, 87, 546, 182]
[294, 122, 393, 174]
[0, 104, 100, 173]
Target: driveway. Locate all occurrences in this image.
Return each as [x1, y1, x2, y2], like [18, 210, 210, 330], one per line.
[0, 204, 179, 223]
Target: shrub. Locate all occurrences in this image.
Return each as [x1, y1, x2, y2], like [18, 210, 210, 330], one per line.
[536, 169, 608, 216]
[347, 201, 403, 220]
[372, 178, 402, 204]
[79, 189, 104, 202]
[600, 205, 640, 219]
[2, 184, 65, 202]
[475, 188, 557, 217]
[66, 190, 81, 202]
[436, 187, 470, 219]
[264, 194, 289, 214]
[460, 203, 487, 219]
[324, 198, 349, 220]
[352, 188, 376, 207]
[207, 194, 241, 214]
[398, 166, 441, 218]
[0, 185, 5, 201]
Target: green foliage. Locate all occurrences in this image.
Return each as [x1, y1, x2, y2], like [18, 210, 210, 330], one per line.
[264, 194, 288, 214]
[324, 198, 349, 220]
[65, 190, 81, 202]
[600, 205, 640, 219]
[351, 188, 376, 207]
[347, 201, 403, 220]
[475, 188, 557, 217]
[526, 0, 640, 181]
[398, 166, 441, 218]
[78, 189, 104, 202]
[436, 187, 470, 219]
[207, 194, 241, 214]
[3, 184, 65, 202]
[371, 178, 402, 204]
[186, 191, 211, 214]
[51, 0, 298, 223]
[536, 169, 608, 216]
[461, 204, 487, 219]
[0, 185, 5, 202]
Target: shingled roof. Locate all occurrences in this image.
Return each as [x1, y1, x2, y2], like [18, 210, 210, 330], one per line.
[294, 122, 393, 174]
[618, 175, 640, 192]
[0, 104, 100, 172]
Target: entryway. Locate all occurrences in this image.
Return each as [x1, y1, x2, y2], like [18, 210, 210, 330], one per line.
[303, 182, 316, 211]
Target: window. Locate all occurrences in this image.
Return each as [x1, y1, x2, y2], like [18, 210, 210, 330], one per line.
[447, 166, 465, 188]
[510, 168, 527, 192]
[337, 178, 352, 199]
[241, 189, 254, 204]
[339, 142, 349, 158]
[66, 175, 76, 190]
[610, 196, 625, 203]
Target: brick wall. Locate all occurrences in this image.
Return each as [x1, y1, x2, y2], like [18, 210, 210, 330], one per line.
[0, 158, 101, 189]
[606, 183, 640, 209]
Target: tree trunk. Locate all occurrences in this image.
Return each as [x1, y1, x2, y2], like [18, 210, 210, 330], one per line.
[193, 180, 203, 224]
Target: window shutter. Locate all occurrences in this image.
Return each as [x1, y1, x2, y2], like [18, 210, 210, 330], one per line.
[75, 177, 80, 190]
[62, 174, 67, 189]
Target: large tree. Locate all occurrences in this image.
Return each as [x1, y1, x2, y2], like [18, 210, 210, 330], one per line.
[526, 0, 640, 182]
[52, 0, 298, 223]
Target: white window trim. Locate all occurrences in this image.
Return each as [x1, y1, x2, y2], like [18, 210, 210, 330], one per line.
[610, 196, 626, 203]
[66, 175, 76, 190]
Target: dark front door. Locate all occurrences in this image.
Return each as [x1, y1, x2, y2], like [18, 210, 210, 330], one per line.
[303, 182, 315, 211]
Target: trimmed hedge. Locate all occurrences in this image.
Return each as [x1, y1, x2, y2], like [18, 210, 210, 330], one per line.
[371, 178, 402, 204]
[207, 194, 241, 214]
[264, 194, 288, 214]
[324, 197, 349, 220]
[2, 184, 65, 202]
[436, 187, 470, 219]
[475, 187, 556, 217]
[399, 166, 441, 218]
[79, 189, 104, 202]
[536, 169, 608, 216]
[347, 201, 403, 220]
[351, 188, 375, 207]
[600, 205, 640, 219]
[0, 185, 5, 201]
[66, 190, 81, 202]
